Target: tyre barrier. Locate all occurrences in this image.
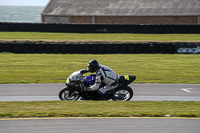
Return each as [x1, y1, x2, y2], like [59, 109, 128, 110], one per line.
[0, 41, 199, 54]
[0, 22, 200, 33]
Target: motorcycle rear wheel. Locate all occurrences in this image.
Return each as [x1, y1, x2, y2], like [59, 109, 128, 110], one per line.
[112, 86, 133, 101]
[59, 87, 80, 101]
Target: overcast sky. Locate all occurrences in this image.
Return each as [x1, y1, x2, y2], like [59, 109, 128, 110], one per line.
[0, 0, 49, 6]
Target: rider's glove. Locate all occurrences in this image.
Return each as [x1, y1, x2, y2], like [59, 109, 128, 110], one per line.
[80, 69, 89, 74]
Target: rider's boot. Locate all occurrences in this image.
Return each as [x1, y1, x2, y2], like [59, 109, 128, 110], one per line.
[98, 90, 107, 101]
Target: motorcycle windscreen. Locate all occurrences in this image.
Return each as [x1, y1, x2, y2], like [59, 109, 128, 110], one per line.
[85, 74, 96, 85]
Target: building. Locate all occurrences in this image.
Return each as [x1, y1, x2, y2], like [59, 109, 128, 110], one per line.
[41, 0, 200, 24]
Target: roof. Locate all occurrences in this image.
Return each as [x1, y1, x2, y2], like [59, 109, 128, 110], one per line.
[42, 0, 200, 16]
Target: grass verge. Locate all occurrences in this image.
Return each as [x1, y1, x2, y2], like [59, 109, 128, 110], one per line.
[0, 101, 200, 118]
[0, 32, 200, 42]
[0, 53, 200, 84]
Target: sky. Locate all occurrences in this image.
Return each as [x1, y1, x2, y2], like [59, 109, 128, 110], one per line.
[0, 0, 50, 6]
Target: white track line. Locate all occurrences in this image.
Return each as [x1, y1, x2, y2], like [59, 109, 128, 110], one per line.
[181, 88, 193, 93]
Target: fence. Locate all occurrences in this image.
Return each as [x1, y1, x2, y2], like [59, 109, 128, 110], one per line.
[0, 22, 200, 33]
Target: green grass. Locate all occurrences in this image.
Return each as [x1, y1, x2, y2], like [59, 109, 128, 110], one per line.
[0, 32, 200, 42]
[0, 53, 200, 84]
[0, 101, 200, 118]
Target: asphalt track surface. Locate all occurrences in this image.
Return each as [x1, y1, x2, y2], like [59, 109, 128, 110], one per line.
[0, 83, 200, 101]
[1, 117, 200, 133]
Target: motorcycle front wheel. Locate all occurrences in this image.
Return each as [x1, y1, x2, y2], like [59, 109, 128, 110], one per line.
[59, 87, 80, 101]
[112, 86, 133, 101]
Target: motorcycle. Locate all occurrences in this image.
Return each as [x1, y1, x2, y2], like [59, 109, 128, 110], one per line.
[59, 70, 136, 101]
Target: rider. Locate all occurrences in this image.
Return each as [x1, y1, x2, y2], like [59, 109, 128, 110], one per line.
[80, 59, 119, 99]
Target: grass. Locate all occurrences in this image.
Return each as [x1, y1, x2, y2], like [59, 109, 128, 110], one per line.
[0, 53, 200, 84]
[0, 32, 200, 42]
[0, 33, 199, 119]
[0, 101, 200, 118]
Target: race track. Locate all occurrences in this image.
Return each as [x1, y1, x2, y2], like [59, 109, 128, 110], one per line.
[0, 83, 200, 101]
[1, 117, 200, 133]
[1, 84, 200, 133]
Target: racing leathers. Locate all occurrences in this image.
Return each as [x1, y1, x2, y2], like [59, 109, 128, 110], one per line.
[81, 65, 119, 94]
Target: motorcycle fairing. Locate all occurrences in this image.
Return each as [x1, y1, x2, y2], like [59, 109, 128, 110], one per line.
[118, 75, 136, 88]
[85, 74, 96, 85]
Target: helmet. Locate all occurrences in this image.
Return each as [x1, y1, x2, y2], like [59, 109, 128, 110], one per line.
[88, 59, 100, 72]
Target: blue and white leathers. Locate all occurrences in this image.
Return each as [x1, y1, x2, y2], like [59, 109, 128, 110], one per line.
[90, 65, 118, 94]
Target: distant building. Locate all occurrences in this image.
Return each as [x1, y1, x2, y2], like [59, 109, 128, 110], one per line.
[41, 0, 200, 24]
